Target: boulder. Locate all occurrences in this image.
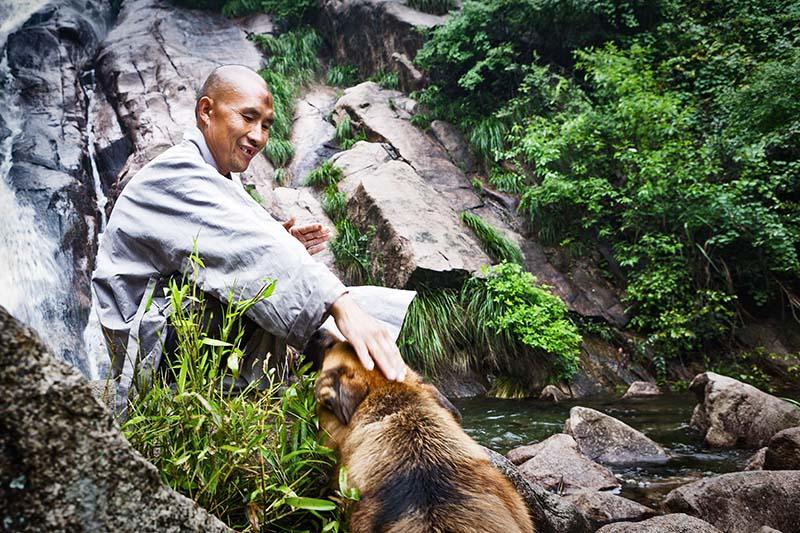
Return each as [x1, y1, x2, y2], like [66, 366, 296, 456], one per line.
[429, 119, 476, 174]
[484, 447, 592, 533]
[96, 0, 272, 206]
[515, 434, 620, 494]
[271, 186, 338, 274]
[622, 381, 661, 399]
[745, 447, 767, 471]
[0, 305, 230, 532]
[3, 0, 113, 375]
[564, 406, 669, 465]
[564, 490, 656, 527]
[287, 85, 338, 187]
[689, 372, 800, 447]
[391, 51, 425, 92]
[317, 0, 449, 92]
[596, 513, 722, 533]
[663, 470, 800, 533]
[540, 384, 571, 402]
[507, 444, 540, 466]
[764, 426, 800, 470]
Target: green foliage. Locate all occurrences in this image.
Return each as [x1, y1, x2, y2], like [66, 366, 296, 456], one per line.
[406, 0, 456, 16]
[171, 0, 316, 26]
[409, 113, 432, 131]
[369, 70, 400, 90]
[398, 263, 583, 383]
[272, 167, 290, 187]
[460, 211, 524, 265]
[322, 185, 347, 223]
[488, 167, 526, 194]
[305, 160, 343, 188]
[326, 64, 360, 87]
[244, 183, 264, 205]
[123, 253, 347, 531]
[330, 219, 374, 286]
[255, 29, 321, 167]
[334, 115, 367, 150]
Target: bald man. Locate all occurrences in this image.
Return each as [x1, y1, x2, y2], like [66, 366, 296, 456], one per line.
[92, 65, 412, 413]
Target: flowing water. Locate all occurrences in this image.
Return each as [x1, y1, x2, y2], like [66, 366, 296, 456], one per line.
[454, 392, 754, 508]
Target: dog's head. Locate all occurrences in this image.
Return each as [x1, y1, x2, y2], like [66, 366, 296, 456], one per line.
[309, 330, 461, 446]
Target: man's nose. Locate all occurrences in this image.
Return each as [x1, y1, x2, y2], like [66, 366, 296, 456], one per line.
[248, 124, 268, 147]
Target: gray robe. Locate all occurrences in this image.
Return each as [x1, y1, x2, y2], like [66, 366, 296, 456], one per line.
[92, 127, 414, 412]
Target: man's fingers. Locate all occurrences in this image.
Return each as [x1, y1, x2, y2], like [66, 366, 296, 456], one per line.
[369, 337, 396, 381]
[307, 243, 327, 255]
[378, 334, 404, 382]
[351, 338, 374, 372]
[282, 217, 295, 231]
[298, 223, 324, 234]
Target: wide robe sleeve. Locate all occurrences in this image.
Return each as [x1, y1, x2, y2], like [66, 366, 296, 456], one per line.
[108, 144, 347, 349]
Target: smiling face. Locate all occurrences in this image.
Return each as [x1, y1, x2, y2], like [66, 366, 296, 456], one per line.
[196, 68, 274, 176]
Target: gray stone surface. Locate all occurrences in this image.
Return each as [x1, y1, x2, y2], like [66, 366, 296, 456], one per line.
[689, 372, 800, 447]
[764, 426, 800, 470]
[596, 514, 722, 533]
[540, 384, 571, 402]
[745, 447, 767, 471]
[271, 186, 338, 274]
[484, 447, 592, 533]
[663, 470, 800, 533]
[0, 305, 231, 532]
[317, 0, 448, 92]
[564, 406, 669, 465]
[515, 434, 620, 494]
[564, 490, 656, 527]
[622, 381, 662, 399]
[96, 0, 272, 207]
[430, 119, 475, 174]
[287, 84, 338, 187]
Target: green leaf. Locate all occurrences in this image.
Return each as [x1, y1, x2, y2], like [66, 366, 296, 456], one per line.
[284, 497, 337, 511]
[201, 338, 232, 347]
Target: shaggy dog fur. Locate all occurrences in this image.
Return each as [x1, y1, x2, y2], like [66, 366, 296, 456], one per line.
[310, 333, 534, 533]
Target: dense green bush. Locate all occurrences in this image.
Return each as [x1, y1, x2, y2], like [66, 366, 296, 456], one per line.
[414, 0, 800, 370]
[122, 252, 350, 531]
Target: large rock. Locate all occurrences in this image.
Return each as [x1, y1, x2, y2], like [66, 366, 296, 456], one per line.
[564, 406, 669, 465]
[0, 305, 230, 531]
[564, 490, 656, 528]
[689, 372, 800, 447]
[514, 434, 620, 494]
[287, 85, 338, 187]
[96, 0, 272, 207]
[317, 0, 449, 92]
[331, 141, 491, 288]
[3, 0, 113, 375]
[622, 381, 661, 399]
[429, 119, 475, 174]
[484, 447, 592, 533]
[271, 186, 338, 274]
[663, 470, 800, 533]
[764, 426, 800, 470]
[596, 513, 722, 533]
[745, 447, 767, 471]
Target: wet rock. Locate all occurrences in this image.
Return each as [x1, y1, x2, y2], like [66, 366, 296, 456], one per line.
[565, 406, 669, 465]
[0, 305, 230, 532]
[391, 52, 425, 92]
[430, 120, 475, 174]
[764, 426, 800, 470]
[515, 434, 620, 494]
[430, 370, 487, 398]
[317, 0, 448, 92]
[745, 447, 767, 470]
[663, 470, 800, 533]
[271, 186, 338, 274]
[507, 444, 540, 466]
[689, 372, 800, 447]
[484, 447, 592, 533]
[596, 513, 722, 533]
[96, 0, 270, 203]
[287, 85, 338, 187]
[346, 158, 491, 288]
[4, 0, 113, 373]
[540, 384, 571, 402]
[622, 381, 661, 399]
[564, 490, 656, 527]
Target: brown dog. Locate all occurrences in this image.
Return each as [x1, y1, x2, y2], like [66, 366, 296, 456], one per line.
[311, 333, 535, 533]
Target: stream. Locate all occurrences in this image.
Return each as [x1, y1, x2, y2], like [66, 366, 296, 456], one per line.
[455, 392, 754, 508]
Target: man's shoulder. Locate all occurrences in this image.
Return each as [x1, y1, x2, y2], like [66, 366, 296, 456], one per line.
[130, 140, 218, 186]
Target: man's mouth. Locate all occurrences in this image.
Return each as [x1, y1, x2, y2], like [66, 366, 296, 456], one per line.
[240, 145, 257, 158]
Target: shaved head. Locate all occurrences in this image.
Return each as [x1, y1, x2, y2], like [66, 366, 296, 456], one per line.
[196, 65, 272, 122]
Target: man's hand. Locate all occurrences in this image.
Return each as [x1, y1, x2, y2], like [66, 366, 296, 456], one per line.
[283, 217, 330, 255]
[330, 293, 407, 382]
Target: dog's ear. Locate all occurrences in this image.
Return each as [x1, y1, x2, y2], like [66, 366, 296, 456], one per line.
[302, 328, 339, 371]
[423, 383, 462, 424]
[317, 367, 370, 425]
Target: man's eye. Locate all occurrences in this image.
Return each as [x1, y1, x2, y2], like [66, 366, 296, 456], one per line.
[242, 114, 254, 122]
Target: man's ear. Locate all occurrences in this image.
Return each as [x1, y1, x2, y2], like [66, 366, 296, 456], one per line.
[423, 383, 462, 424]
[317, 367, 369, 425]
[196, 96, 214, 128]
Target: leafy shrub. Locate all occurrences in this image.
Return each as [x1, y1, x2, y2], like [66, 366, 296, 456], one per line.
[123, 253, 346, 531]
[460, 211, 524, 265]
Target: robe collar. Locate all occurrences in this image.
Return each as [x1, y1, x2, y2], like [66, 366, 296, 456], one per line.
[183, 125, 232, 179]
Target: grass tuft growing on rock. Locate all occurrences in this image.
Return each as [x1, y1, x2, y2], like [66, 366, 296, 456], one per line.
[322, 184, 347, 223]
[406, 0, 457, 16]
[330, 219, 374, 286]
[326, 64, 360, 87]
[460, 211, 524, 265]
[305, 160, 343, 188]
[334, 115, 367, 150]
[122, 250, 350, 531]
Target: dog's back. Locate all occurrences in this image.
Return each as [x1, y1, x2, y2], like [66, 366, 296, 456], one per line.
[314, 339, 534, 533]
